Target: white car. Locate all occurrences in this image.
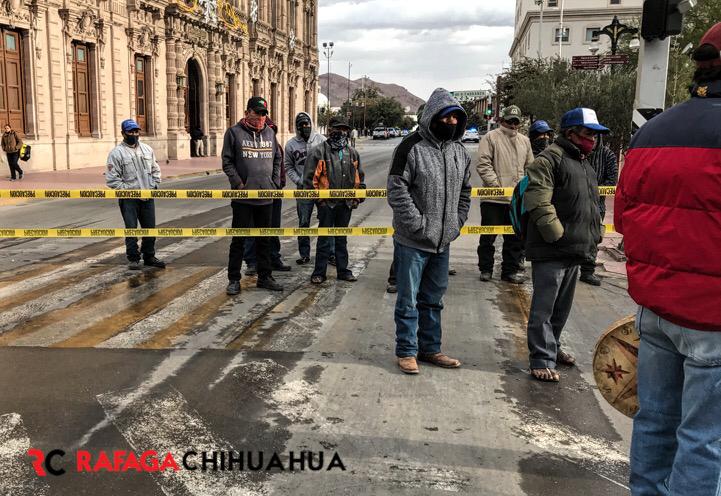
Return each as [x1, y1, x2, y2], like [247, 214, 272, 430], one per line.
[372, 127, 388, 140]
[462, 129, 480, 143]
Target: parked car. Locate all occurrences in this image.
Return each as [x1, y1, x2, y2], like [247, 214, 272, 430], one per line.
[462, 129, 480, 143]
[372, 127, 389, 140]
[401, 129, 410, 137]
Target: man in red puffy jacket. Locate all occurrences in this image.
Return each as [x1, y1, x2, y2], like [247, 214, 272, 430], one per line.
[615, 23, 721, 496]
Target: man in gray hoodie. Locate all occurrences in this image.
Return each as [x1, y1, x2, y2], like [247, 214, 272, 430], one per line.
[223, 96, 283, 295]
[388, 88, 472, 375]
[285, 112, 327, 264]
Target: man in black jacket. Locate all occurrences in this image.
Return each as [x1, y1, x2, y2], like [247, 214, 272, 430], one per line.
[524, 108, 605, 382]
[222, 96, 284, 295]
[580, 135, 618, 286]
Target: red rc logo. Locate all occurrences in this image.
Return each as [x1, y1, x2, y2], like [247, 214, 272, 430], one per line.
[28, 449, 180, 476]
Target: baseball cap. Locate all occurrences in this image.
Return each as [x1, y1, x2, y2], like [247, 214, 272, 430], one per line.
[560, 108, 609, 133]
[529, 120, 553, 134]
[246, 96, 269, 115]
[438, 105, 463, 118]
[121, 119, 141, 133]
[696, 22, 721, 68]
[328, 116, 351, 130]
[501, 105, 522, 122]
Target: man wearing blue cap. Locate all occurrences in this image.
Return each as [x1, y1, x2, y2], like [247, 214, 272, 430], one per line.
[523, 108, 605, 382]
[388, 88, 472, 375]
[528, 120, 554, 157]
[106, 119, 165, 270]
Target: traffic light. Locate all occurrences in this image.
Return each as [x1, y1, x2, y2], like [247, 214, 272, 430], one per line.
[641, 0, 695, 41]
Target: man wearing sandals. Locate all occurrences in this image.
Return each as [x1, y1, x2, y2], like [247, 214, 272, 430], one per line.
[388, 88, 472, 375]
[524, 108, 606, 382]
[304, 116, 365, 284]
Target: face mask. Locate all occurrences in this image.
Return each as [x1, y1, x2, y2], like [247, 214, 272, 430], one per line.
[532, 137, 549, 151]
[300, 126, 312, 140]
[501, 125, 518, 138]
[328, 131, 348, 150]
[572, 134, 596, 155]
[431, 121, 456, 142]
[123, 135, 139, 146]
[246, 115, 267, 130]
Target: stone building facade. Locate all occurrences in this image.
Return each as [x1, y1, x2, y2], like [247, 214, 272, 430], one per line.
[0, 0, 319, 171]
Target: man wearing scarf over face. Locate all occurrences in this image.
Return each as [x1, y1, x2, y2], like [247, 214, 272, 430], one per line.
[223, 97, 284, 295]
[304, 117, 365, 284]
[388, 88, 472, 375]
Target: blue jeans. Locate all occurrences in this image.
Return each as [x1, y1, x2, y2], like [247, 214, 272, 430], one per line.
[297, 199, 333, 259]
[118, 199, 156, 262]
[393, 240, 449, 358]
[631, 306, 721, 496]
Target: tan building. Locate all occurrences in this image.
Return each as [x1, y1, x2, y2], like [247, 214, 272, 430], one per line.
[510, 0, 642, 62]
[0, 0, 319, 171]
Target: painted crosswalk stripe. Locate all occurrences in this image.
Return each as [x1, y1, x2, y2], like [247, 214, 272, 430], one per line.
[0, 413, 49, 496]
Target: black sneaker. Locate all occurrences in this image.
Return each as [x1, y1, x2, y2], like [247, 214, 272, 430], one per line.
[128, 260, 142, 270]
[296, 256, 311, 265]
[226, 280, 241, 295]
[18, 173, 23, 180]
[480, 272, 492, 282]
[144, 257, 166, 269]
[386, 283, 397, 294]
[272, 261, 292, 272]
[501, 273, 527, 284]
[245, 265, 257, 276]
[257, 276, 283, 291]
[580, 273, 602, 286]
[328, 256, 337, 266]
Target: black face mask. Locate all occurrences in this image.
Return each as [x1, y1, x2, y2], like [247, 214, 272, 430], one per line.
[299, 126, 311, 140]
[123, 135, 139, 146]
[431, 121, 457, 142]
[532, 136, 550, 152]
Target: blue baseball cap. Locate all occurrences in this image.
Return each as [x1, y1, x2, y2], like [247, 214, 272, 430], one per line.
[560, 108, 609, 133]
[529, 120, 553, 134]
[439, 105, 463, 118]
[121, 119, 141, 133]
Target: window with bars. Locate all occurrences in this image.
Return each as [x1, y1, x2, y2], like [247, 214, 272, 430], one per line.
[554, 27, 570, 43]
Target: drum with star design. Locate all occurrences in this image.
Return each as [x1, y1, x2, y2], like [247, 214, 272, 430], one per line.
[593, 315, 639, 418]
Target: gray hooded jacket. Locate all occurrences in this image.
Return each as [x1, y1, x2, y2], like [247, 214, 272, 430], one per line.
[387, 88, 472, 253]
[285, 112, 326, 188]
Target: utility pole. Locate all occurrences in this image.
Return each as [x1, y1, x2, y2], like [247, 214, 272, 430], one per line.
[362, 74, 368, 135]
[535, 0, 544, 59]
[559, 0, 565, 59]
[347, 62, 352, 122]
[322, 41, 334, 112]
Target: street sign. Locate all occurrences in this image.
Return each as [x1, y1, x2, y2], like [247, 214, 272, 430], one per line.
[602, 54, 630, 66]
[572, 55, 601, 70]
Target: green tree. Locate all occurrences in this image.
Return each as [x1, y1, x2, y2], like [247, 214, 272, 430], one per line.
[666, 0, 721, 106]
[497, 57, 636, 153]
[461, 100, 483, 130]
[366, 96, 405, 128]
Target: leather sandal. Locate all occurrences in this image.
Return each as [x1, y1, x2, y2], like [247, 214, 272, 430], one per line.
[417, 353, 461, 368]
[557, 350, 576, 366]
[531, 368, 560, 382]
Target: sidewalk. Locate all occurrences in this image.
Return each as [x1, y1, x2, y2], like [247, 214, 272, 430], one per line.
[1, 156, 222, 190]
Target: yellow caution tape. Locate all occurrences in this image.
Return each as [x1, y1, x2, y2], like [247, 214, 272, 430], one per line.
[0, 225, 617, 238]
[0, 187, 617, 200]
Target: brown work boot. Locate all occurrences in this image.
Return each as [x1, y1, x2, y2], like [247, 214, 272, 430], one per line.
[418, 353, 461, 368]
[397, 357, 420, 375]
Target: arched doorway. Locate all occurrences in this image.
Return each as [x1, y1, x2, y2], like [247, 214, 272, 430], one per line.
[184, 58, 203, 155]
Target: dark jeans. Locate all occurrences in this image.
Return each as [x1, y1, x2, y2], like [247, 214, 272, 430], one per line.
[312, 203, 352, 278]
[297, 199, 333, 259]
[228, 203, 273, 281]
[393, 240, 449, 357]
[244, 199, 283, 266]
[6, 152, 22, 179]
[477, 202, 524, 276]
[118, 199, 156, 262]
[526, 260, 579, 369]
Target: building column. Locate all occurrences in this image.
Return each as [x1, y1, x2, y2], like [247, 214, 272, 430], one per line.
[175, 43, 185, 132]
[165, 37, 177, 133]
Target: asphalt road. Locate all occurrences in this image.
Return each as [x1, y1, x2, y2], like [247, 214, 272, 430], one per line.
[0, 137, 636, 495]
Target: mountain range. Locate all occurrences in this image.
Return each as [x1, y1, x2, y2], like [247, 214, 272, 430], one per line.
[319, 73, 425, 112]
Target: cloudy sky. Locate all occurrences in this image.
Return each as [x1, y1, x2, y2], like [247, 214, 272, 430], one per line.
[317, 0, 516, 101]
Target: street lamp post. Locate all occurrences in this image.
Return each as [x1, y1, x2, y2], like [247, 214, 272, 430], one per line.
[322, 41, 334, 111]
[599, 16, 638, 56]
[534, 0, 544, 59]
